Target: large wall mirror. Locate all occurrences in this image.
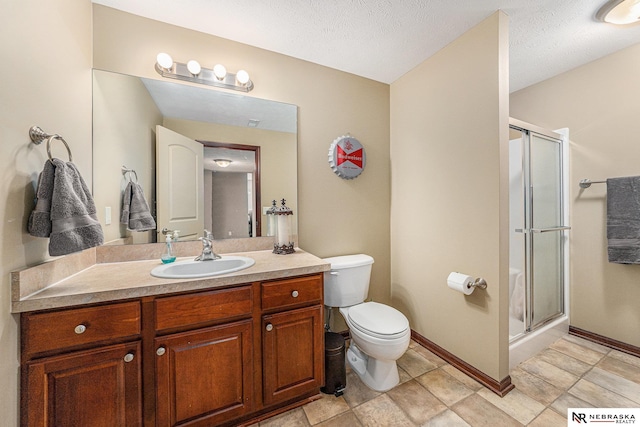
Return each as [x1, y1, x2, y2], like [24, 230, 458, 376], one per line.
[92, 69, 298, 245]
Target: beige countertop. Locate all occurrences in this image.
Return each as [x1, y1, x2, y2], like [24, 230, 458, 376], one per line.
[12, 248, 330, 313]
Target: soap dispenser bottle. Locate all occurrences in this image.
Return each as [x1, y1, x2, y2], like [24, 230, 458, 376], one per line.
[161, 234, 176, 264]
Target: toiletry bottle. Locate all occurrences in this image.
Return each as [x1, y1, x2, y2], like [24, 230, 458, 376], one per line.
[161, 234, 176, 264]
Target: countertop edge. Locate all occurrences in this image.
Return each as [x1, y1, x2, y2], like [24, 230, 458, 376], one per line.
[12, 249, 331, 313]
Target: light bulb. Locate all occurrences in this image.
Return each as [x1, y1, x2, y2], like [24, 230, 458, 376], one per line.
[156, 52, 173, 70]
[187, 60, 201, 75]
[599, 0, 640, 24]
[236, 69, 250, 85]
[213, 64, 227, 80]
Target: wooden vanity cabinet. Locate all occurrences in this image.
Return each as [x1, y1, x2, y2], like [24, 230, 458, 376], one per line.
[153, 286, 254, 426]
[261, 275, 324, 406]
[20, 302, 143, 427]
[20, 273, 324, 427]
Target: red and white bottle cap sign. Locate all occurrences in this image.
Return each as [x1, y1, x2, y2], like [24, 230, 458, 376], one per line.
[328, 135, 366, 179]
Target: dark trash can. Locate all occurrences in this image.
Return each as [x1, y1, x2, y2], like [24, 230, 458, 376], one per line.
[321, 331, 346, 396]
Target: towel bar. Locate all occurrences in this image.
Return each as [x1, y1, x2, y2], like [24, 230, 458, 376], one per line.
[29, 125, 73, 162]
[579, 178, 606, 188]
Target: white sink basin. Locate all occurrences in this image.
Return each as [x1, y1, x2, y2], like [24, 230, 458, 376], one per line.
[151, 256, 255, 279]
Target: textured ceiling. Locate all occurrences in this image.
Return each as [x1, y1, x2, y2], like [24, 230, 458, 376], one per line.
[93, 0, 640, 92]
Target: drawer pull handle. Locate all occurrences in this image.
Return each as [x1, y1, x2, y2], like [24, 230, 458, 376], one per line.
[156, 347, 166, 356]
[291, 290, 299, 298]
[74, 324, 87, 334]
[123, 353, 134, 363]
[265, 323, 273, 332]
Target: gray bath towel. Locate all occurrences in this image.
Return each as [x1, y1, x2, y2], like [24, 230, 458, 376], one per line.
[121, 181, 156, 231]
[48, 159, 104, 256]
[607, 176, 640, 264]
[28, 160, 55, 237]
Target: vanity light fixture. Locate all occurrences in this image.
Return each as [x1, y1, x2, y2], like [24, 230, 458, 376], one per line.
[597, 0, 640, 24]
[186, 60, 202, 76]
[213, 159, 232, 168]
[156, 52, 174, 71]
[213, 64, 227, 80]
[155, 52, 254, 92]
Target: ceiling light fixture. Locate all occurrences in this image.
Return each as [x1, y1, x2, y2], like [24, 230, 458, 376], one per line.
[596, 0, 640, 24]
[155, 53, 254, 92]
[213, 159, 232, 168]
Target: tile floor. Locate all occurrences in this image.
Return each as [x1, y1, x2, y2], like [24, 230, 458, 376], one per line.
[256, 334, 640, 426]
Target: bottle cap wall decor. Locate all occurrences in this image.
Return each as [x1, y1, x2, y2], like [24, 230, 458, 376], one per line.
[328, 135, 366, 179]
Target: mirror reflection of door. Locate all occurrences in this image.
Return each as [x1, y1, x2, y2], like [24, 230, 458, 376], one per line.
[201, 142, 261, 239]
[156, 126, 205, 241]
[156, 127, 261, 241]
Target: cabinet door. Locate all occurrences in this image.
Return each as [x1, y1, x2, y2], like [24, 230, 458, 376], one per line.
[24, 342, 142, 427]
[155, 320, 253, 426]
[262, 305, 323, 406]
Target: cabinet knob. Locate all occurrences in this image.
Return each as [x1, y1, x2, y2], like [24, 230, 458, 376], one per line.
[291, 290, 299, 298]
[74, 324, 86, 334]
[123, 353, 134, 363]
[156, 347, 166, 356]
[265, 323, 273, 332]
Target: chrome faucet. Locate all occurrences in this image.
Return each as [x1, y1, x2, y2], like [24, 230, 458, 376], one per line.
[195, 230, 221, 261]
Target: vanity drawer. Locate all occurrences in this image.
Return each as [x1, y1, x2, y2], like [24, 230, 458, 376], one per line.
[155, 285, 252, 332]
[22, 301, 141, 357]
[261, 274, 322, 311]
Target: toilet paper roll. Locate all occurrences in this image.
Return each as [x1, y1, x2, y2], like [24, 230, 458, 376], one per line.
[447, 272, 474, 295]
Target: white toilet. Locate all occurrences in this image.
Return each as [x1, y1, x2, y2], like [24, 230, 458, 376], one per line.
[323, 254, 410, 392]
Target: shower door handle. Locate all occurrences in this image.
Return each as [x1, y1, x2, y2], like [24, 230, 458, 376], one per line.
[530, 226, 571, 233]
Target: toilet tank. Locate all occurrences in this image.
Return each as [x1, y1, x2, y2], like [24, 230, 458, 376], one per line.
[323, 254, 374, 307]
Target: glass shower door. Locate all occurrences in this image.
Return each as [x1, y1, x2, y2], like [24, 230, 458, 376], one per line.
[526, 132, 567, 330]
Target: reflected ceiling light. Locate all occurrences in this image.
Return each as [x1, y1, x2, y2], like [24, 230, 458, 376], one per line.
[597, 0, 640, 24]
[186, 60, 201, 76]
[213, 159, 232, 168]
[154, 52, 254, 92]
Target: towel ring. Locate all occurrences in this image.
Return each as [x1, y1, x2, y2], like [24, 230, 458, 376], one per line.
[46, 135, 73, 162]
[29, 126, 73, 162]
[122, 166, 138, 183]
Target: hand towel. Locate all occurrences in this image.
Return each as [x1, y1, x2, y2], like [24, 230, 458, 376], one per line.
[607, 176, 640, 264]
[120, 181, 156, 231]
[28, 160, 55, 237]
[48, 159, 104, 256]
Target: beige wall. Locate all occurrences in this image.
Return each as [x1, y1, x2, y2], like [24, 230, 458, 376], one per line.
[0, 0, 93, 424]
[0, 3, 389, 425]
[92, 5, 391, 305]
[390, 12, 510, 381]
[511, 43, 640, 348]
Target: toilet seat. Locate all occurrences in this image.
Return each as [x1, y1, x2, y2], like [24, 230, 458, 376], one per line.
[346, 302, 409, 340]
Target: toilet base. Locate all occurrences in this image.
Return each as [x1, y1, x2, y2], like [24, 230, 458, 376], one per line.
[346, 343, 400, 392]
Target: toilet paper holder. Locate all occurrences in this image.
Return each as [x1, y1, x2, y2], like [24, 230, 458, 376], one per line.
[469, 277, 487, 290]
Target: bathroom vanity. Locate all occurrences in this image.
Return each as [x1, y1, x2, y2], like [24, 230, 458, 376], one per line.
[13, 245, 329, 427]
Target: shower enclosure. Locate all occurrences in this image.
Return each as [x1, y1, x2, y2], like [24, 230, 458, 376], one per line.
[508, 118, 569, 368]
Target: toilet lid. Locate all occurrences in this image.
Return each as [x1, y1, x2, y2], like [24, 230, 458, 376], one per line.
[347, 302, 409, 337]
